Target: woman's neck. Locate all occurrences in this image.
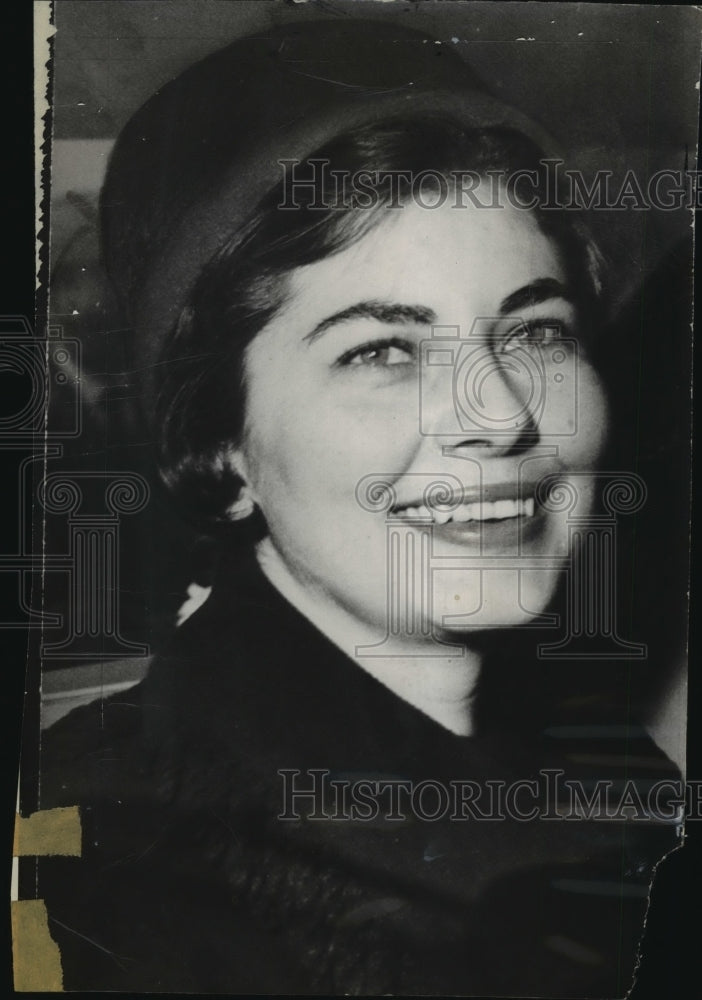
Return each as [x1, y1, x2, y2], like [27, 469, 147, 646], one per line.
[255, 539, 483, 736]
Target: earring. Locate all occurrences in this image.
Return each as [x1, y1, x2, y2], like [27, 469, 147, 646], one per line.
[227, 490, 255, 521]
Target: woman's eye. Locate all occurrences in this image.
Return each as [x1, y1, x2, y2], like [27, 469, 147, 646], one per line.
[337, 338, 416, 368]
[501, 321, 562, 353]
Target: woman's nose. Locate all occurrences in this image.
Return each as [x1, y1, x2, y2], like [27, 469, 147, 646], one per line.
[419, 339, 540, 455]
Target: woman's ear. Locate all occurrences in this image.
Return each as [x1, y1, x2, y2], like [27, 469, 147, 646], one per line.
[220, 447, 257, 521]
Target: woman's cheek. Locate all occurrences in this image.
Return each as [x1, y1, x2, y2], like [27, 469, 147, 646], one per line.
[578, 366, 609, 464]
[316, 389, 423, 471]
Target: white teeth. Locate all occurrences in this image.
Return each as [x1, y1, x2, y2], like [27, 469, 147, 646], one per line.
[393, 505, 433, 519]
[394, 495, 537, 524]
[493, 499, 514, 518]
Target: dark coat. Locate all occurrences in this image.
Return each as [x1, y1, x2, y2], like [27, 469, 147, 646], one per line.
[38, 553, 680, 995]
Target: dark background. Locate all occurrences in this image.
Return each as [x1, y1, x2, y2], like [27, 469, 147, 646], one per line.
[4, 2, 701, 998]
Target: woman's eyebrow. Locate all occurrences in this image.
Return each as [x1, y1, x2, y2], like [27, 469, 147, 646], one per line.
[304, 282, 571, 344]
[304, 300, 437, 343]
[498, 278, 573, 316]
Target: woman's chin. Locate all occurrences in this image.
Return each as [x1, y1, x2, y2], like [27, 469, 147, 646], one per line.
[430, 568, 561, 634]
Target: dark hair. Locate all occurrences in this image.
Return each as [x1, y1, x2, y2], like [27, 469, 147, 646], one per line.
[154, 118, 606, 529]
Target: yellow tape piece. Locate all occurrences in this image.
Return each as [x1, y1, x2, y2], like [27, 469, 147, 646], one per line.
[13, 806, 81, 857]
[11, 899, 64, 991]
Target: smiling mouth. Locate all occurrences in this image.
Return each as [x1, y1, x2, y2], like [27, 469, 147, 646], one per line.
[391, 485, 539, 525]
[393, 496, 535, 524]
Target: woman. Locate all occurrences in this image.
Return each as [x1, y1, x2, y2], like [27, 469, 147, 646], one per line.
[38, 18, 680, 996]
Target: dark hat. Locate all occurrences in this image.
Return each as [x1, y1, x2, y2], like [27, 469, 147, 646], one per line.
[100, 18, 554, 396]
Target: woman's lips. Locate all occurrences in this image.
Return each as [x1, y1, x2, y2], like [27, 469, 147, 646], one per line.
[393, 496, 534, 524]
[390, 481, 550, 550]
[431, 502, 548, 549]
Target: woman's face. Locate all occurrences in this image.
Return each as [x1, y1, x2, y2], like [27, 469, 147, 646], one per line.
[234, 192, 608, 642]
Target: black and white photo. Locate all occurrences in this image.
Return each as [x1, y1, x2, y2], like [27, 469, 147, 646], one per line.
[12, 2, 700, 995]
